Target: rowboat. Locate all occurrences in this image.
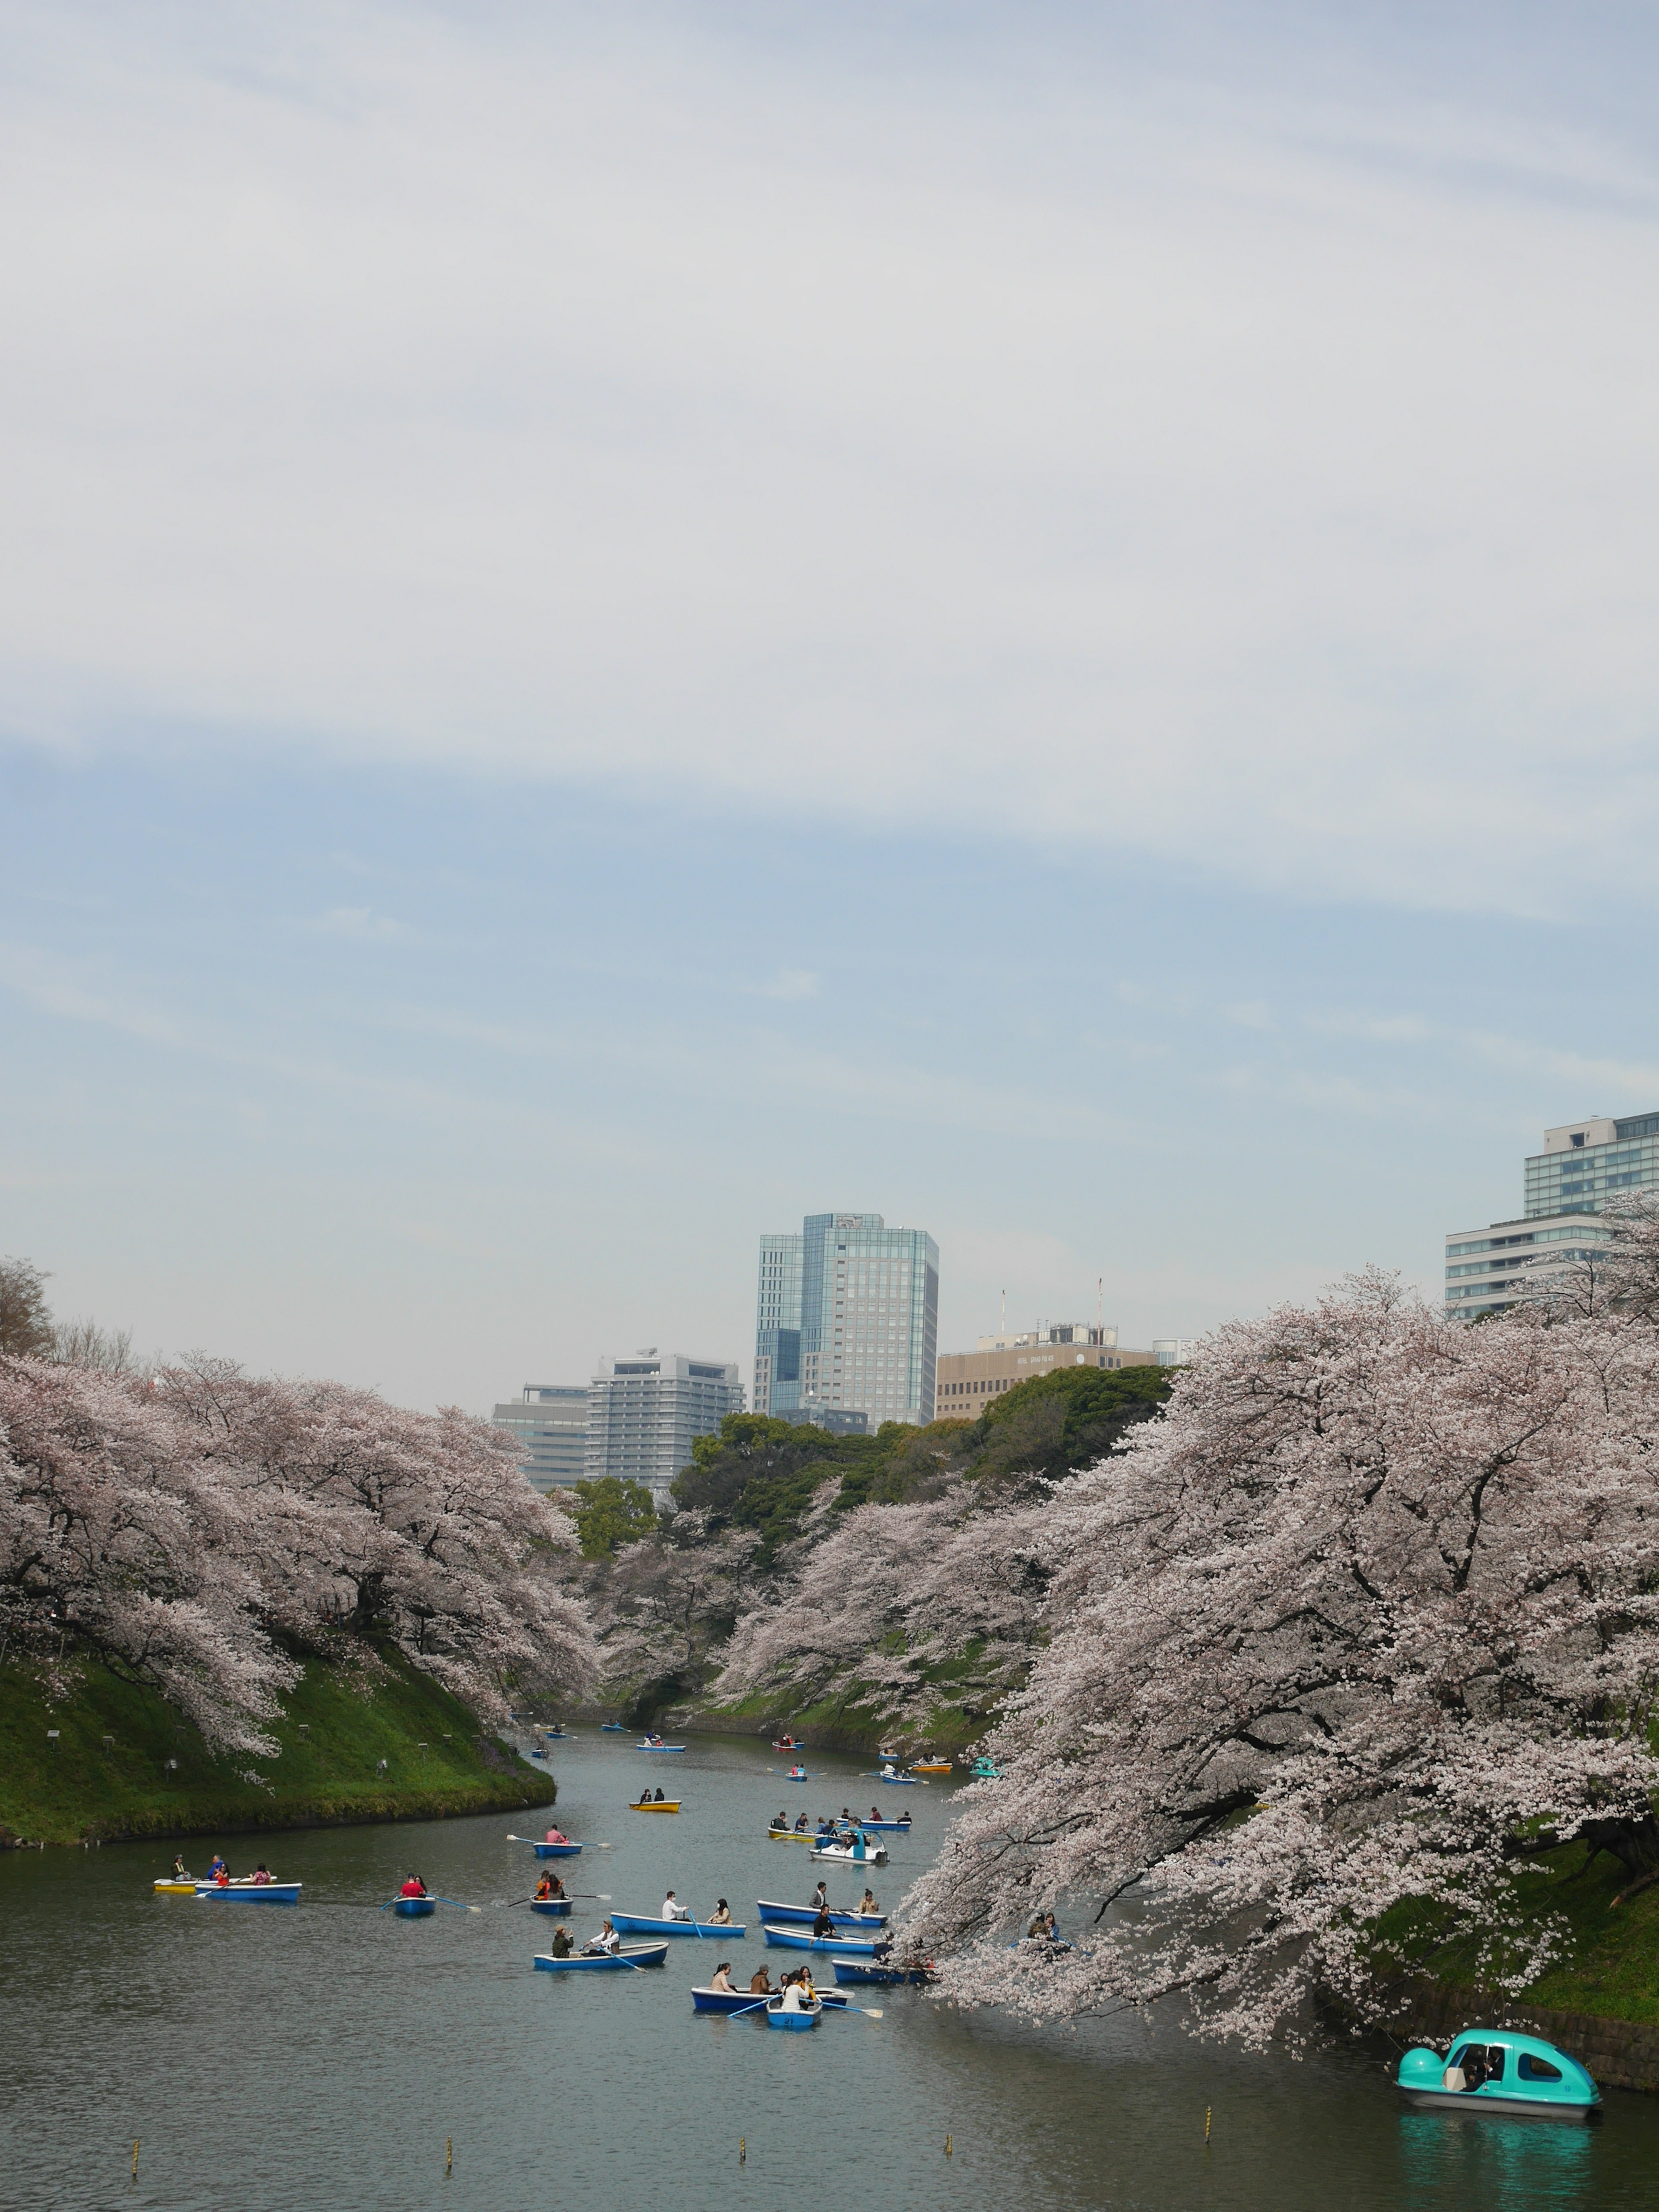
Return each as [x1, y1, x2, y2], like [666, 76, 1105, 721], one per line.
[194, 1881, 302, 1904]
[393, 1896, 435, 1917]
[756, 1900, 887, 1930]
[860, 1817, 912, 1832]
[762, 1924, 884, 1955]
[629, 1800, 680, 1813]
[767, 1827, 816, 1842]
[833, 1958, 931, 1986]
[1396, 2031, 1600, 2118]
[911, 1761, 951, 1775]
[767, 1995, 823, 2031]
[529, 1748, 548, 1759]
[610, 1912, 747, 1939]
[863, 1770, 918, 1784]
[693, 1985, 848, 2015]
[785, 1766, 808, 1781]
[534, 1943, 668, 1973]
[636, 1742, 686, 1753]
[544, 1727, 569, 1739]
[533, 1841, 583, 1858]
[771, 1737, 806, 1751]
[600, 1722, 625, 1732]
[530, 1897, 573, 1916]
[153, 1880, 197, 1894]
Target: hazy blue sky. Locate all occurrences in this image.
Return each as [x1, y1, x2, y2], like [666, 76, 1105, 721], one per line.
[3, 3, 1658, 1412]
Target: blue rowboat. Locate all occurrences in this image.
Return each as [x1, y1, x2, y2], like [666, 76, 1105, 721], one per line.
[766, 1996, 822, 2031]
[534, 1943, 668, 1973]
[833, 1958, 930, 1986]
[1397, 2031, 1599, 2119]
[194, 1881, 302, 1904]
[392, 1896, 435, 1918]
[861, 1771, 918, 1784]
[532, 1842, 582, 1858]
[530, 1897, 573, 1917]
[860, 1819, 911, 1833]
[756, 1900, 887, 1930]
[600, 1722, 625, 1732]
[762, 1924, 883, 1956]
[529, 1748, 548, 1760]
[544, 1727, 569, 1739]
[636, 1743, 686, 1753]
[610, 1912, 746, 1939]
[691, 1986, 850, 2015]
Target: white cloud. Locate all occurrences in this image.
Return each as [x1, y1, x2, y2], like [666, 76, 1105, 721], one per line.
[3, 5, 1659, 915]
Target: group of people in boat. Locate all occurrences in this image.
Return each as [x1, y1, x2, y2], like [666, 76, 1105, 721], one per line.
[706, 1961, 818, 2009]
[769, 1805, 894, 1840]
[546, 1917, 622, 1958]
[534, 1872, 566, 1902]
[399, 1875, 429, 1899]
[635, 1788, 669, 1805]
[1025, 1911, 1067, 1947]
[176, 1853, 277, 1887]
[658, 1891, 731, 1925]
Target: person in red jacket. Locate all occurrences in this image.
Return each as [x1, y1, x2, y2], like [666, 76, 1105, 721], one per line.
[400, 1874, 427, 1899]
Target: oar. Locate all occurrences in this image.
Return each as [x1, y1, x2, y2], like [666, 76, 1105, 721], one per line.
[729, 1996, 770, 2016]
[509, 1893, 612, 1908]
[507, 1835, 613, 1850]
[429, 1895, 481, 1913]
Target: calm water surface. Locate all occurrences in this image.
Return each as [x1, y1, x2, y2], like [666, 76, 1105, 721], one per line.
[5, 1730, 1657, 2210]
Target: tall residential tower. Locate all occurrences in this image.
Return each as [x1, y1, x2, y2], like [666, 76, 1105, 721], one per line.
[755, 1212, 939, 1430]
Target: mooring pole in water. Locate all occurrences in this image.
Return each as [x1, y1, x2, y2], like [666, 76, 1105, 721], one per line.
[131, 2140, 139, 2180]
[445, 2137, 452, 2177]
[1205, 2107, 1212, 2144]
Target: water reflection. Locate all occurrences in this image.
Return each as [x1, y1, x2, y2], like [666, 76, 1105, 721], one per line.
[1398, 2107, 1599, 2211]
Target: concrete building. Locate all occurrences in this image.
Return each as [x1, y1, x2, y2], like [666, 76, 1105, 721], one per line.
[1443, 1110, 1659, 1319]
[489, 1385, 589, 1494]
[1154, 1339, 1201, 1365]
[585, 1351, 746, 1505]
[755, 1212, 939, 1430]
[935, 1322, 1156, 1420]
[792, 1400, 870, 1437]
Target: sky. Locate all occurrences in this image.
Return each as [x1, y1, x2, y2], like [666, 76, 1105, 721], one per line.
[3, 1, 1659, 1414]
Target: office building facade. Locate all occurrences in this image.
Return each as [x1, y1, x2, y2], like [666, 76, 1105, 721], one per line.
[585, 1351, 746, 1504]
[1443, 1111, 1659, 1319]
[936, 1322, 1154, 1419]
[755, 1212, 939, 1429]
[490, 1385, 589, 1494]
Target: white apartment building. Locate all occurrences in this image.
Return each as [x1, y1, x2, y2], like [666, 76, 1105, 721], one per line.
[489, 1384, 589, 1494]
[585, 1351, 746, 1505]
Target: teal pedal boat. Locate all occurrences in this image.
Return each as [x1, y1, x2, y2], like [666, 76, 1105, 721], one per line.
[1396, 2030, 1599, 2120]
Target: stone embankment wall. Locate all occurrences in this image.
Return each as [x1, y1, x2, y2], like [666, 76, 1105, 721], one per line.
[1378, 1978, 1659, 2095]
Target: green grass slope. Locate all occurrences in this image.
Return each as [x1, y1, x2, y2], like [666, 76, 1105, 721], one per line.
[0, 1647, 555, 1847]
[1377, 1842, 1659, 2028]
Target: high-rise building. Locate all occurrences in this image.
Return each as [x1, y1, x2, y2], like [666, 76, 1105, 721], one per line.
[585, 1351, 746, 1504]
[1443, 1111, 1659, 1319]
[489, 1385, 589, 1494]
[755, 1213, 939, 1430]
[936, 1322, 1155, 1419]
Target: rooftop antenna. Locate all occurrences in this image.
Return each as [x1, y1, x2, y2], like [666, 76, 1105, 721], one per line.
[1001, 1288, 1006, 1336]
[1097, 1276, 1103, 1342]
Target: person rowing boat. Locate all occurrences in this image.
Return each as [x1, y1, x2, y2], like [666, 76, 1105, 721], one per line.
[544, 1826, 569, 1845]
[662, 1891, 691, 1922]
[400, 1874, 428, 1899]
[583, 1920, 621, 1955]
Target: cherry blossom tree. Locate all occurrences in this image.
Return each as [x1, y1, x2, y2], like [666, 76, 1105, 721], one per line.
[159, 1362, 598, 1722]
[714, 1481, 1055, 1733]
[903, 1247, 1659, 2044]
[0, 1356, 296, 1753]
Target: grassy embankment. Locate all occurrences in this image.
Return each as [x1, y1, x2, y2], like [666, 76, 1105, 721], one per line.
[1375, 1841, 1659, 2028]
[0, 1646, 554, 1847]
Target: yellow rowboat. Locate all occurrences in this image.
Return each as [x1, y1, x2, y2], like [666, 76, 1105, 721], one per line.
[911, 1762, 951, 1775]
[153, 1880, 197, 1894]
[767, 1828, 817, 1843]
[629, 1800, 681, 1813]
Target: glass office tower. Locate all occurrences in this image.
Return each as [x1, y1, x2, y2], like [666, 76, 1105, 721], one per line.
[755, 1212, 939, 1430]
[1444, 1110, 1659, 1319]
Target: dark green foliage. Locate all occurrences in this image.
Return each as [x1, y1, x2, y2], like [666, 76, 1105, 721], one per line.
[670, 1369, 1173, 1559]
[569, 1475, 658, 1559]
[968, 1363, 1172, 1486]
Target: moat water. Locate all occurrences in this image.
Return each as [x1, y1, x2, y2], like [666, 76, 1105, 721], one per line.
[5, 1730, 1658, 2209]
